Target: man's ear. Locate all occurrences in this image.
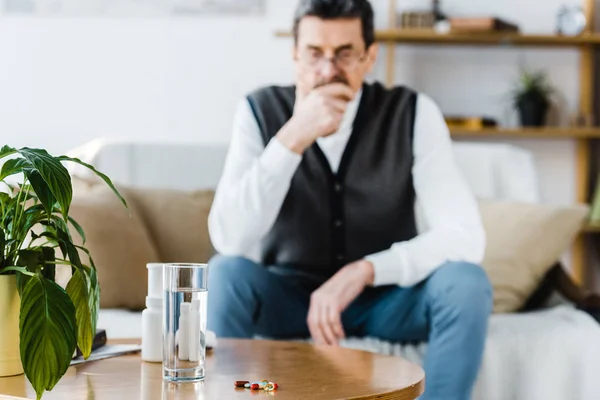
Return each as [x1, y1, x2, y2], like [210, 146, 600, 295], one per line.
[367, 43, 379, 64]
[363, 43, 379, 74]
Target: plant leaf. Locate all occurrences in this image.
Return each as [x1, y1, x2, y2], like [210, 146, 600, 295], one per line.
[19, 148, 72, 220]
[21, 204, 48, 236]
[68, 216, 86, 245]
[41, 247, 56, 281]
[87, 266, 99, 336]
[19, 274, 77, 400]
[0, 145, 17, 160]
[1, 266, 34, 275]
[66, 269, 93, 358]
[16, 271, 31, 297]
[76, 247, 99, 337]
[58, 156, 127, 209]
[24, 169, 56, 218]
[0, 229, 4, 266]
[39, 225, 82, 270]
[0, 158, 31, 182]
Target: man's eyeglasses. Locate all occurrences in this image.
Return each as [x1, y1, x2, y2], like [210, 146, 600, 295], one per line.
[298, 49, 367, 71]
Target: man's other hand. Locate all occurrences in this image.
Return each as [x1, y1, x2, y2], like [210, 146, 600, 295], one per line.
[307, 259, 374, 346]
[277, 83, 355, 154]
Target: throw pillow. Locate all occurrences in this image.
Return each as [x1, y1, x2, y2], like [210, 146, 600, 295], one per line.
[68, 182, 160, 310]
[126, 189, 215, 264]
[480, 200, 589, 313]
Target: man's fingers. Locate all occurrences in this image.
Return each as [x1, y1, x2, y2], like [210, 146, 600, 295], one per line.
[328, 98, 348, 114]
[318, 83, 355, 102]
[327, 306, 345, 340]
[308, 308, 327, 345]
[318, 307, 339, 346]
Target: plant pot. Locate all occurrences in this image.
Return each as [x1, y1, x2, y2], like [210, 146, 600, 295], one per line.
[517, 98, 549, 127]
[0, 275, 23, 377]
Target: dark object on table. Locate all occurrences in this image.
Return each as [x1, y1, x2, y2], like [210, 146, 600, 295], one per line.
[450, 17, 519, 33]
[74, 329, 107, 358]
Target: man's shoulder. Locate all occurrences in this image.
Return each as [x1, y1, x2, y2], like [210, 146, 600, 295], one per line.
[246, 84, 296, 102]
[366, 81, 418, 98]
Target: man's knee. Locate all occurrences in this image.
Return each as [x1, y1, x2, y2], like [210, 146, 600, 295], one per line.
[209, 255, 257, 278]
[208, 255, 263, 294]
[426, 262, 493, 316]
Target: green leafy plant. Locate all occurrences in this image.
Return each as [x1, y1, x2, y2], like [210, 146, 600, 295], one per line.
[511, 67, 554, 108]
[0, 145, 126, 399]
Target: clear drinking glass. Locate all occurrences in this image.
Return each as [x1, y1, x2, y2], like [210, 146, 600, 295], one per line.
[163, 263, 208, 382]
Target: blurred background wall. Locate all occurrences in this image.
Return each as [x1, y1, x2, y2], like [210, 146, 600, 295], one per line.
[0, 0, 592, 207]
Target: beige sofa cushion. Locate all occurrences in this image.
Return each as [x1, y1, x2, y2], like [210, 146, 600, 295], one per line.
[480, 200, 589, 313]
[127, 189, 215, 264]
[69, 183, 160, 310]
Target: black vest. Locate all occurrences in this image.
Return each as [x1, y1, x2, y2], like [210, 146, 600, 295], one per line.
[247, 82, 418, 280]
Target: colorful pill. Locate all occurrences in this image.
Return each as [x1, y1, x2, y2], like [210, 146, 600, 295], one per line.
[250, 383, 260, 390]
[244, 383, 251, 388]
[235, 381, 249, 388]
[264, 383, 275, 391]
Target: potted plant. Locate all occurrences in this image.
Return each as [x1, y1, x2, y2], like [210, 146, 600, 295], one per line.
[511, 68, 554, 127]
[0, 145, 125, 399]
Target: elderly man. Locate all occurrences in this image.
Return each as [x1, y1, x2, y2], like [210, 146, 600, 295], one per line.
[207, 1, 492, 399]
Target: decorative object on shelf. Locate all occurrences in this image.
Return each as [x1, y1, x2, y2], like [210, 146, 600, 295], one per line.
[399, 0, 447, 30]
[432, 0, 446, 22]
[400, 11, 436, 29]
[511, 68, 554, 127]
[570, 112, 595, 128]
[557, 6, 587, 36]
[445, 116, 498, 131]
[0, 146, 125, 399]
[450, 17, 520, 33]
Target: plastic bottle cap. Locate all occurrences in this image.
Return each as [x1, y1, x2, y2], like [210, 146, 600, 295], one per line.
[147, 263, 164, 299]
[146, 296, 163, 309]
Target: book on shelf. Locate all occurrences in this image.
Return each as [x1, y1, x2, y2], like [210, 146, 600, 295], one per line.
[449, 17, 520, 33]
[444, 116, 498, 130]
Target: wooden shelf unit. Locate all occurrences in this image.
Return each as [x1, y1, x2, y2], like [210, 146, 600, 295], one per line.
[380, 0, 598, 286]
[449, 127, 600, 139]
[274, 30, 600, 47]
[376, 29, 600, 47]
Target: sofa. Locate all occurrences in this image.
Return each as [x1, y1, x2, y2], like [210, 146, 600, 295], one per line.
[66, 138, 600, 400]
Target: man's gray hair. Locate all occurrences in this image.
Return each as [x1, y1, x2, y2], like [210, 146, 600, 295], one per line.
[293, 0, 375, 48]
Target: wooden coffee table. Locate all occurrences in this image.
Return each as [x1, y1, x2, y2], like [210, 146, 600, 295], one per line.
[0, 339, 424, 400]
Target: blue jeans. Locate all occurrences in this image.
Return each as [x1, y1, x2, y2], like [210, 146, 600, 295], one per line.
[207, 256, 492, 400]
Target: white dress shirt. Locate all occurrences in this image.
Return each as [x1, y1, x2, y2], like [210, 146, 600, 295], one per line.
[208, 87, 486, 287]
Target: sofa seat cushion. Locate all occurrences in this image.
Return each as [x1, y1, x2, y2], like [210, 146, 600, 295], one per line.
[69, 182, 160, 310]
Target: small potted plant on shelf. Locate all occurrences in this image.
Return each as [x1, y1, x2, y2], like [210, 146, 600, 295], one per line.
[0, 145, 125, 399]
[511, 68, 554, 127]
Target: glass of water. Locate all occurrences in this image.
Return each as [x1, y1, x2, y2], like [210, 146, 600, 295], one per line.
[163, 263, 208, 382]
